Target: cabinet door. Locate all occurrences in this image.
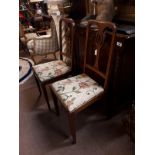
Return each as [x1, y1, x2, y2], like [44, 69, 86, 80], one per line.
[111, 36, 135, 106]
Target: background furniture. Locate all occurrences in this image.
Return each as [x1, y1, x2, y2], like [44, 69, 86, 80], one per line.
[19, 22, 38, 53]
[69, 0, 135, 22]
[19, 23, 37, 43]
[27, 17, 59, 64]
[32, 17, 75, 112]
[69, 0, 135, 115]
[20, 0, 51, 31]
[49, 20, 116, 144]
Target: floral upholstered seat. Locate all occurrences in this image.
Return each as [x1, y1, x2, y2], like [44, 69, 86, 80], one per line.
[51, 74, 104, 112]
[33, 60, 71, 82]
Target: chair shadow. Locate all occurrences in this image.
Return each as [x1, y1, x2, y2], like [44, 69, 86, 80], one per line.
[31, 93, 40, 106]
[35, 99, 122, 150]
[36, 110, 73, 149]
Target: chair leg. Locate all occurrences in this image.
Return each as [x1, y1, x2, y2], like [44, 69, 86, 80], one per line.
[42, 84, 52, 111]
[34, 75, 42, 96]
[68, 113, 76, 144]
[50, 89, 59, 116]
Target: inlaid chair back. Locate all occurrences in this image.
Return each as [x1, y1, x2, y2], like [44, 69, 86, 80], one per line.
[49, 20, 117, 144]
[59, 18, 75, 68]
[84, 20, 116, 92]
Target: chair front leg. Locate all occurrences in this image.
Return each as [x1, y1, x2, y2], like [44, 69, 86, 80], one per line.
[34, 75, 42, 96]
[68, 112, 76, 144]
[42, 84, 52, 111]
[50, 88, 60, 116]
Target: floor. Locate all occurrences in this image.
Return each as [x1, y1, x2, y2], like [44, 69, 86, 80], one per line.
[19, 51, 135, 155]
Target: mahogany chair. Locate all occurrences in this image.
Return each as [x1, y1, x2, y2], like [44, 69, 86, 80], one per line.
[49, 20, 116, 144]
[32, 17, 75, 113]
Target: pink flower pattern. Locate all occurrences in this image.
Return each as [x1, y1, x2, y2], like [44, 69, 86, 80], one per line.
[79, 82, 89, 89]
[52, 74, 104, 112]
[33, 60, 71, 81]
[54, 69, 62, 75]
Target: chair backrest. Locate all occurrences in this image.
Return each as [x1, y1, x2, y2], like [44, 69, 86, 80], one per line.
[83, 20, 116, 92]
[59, 17, 75, 68]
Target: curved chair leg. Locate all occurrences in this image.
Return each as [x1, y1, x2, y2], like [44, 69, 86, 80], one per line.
[68, 113, 76, 144]
[34, 75, 42, 96]
[50, 88, 60, 116]
[42, 84, 52, 111]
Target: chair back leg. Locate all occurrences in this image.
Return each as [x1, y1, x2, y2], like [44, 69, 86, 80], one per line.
[42, 84, 52, 111]
[34, 75, 42, 96]
[50, 88, 60, 116]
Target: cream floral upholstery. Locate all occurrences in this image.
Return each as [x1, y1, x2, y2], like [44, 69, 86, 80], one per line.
[33, 60, 71, 82]
[51, 74, 104, 112]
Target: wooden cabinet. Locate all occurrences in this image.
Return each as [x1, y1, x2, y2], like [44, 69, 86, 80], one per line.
[110, 32, 135, 107]
[73, 24, 135, 113]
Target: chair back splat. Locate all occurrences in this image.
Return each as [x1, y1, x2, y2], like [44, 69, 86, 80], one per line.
[83, 20, 116, 92]
[59, 18, 75, 70]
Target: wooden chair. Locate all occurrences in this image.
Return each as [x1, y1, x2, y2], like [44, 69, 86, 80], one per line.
[32, 17, 75, 113]
[49, 20, 116, 144]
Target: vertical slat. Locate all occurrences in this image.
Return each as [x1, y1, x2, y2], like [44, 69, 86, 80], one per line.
[59, 18, 75, 65]
[93, 30, 105, 69]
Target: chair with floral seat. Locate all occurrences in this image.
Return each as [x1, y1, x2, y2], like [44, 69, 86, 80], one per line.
[32, 17, 75, 113]
[49, 20, 116, 144]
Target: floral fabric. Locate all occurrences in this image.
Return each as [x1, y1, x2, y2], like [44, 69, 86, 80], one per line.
[33, 60, 71, 82]
[51, 74, 104, 112]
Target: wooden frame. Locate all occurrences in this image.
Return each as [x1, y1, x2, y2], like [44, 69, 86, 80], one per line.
[33, 17, 75, 113]
[50, 20, 116, 144]
[84, 20, 116, 92]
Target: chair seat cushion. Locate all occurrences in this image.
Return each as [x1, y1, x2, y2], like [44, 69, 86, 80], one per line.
[51, 74, 104, 112]
[33, 60, 71, 82]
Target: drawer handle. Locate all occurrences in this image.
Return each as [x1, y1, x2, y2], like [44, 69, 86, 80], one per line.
[116, 42, 122, 47]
